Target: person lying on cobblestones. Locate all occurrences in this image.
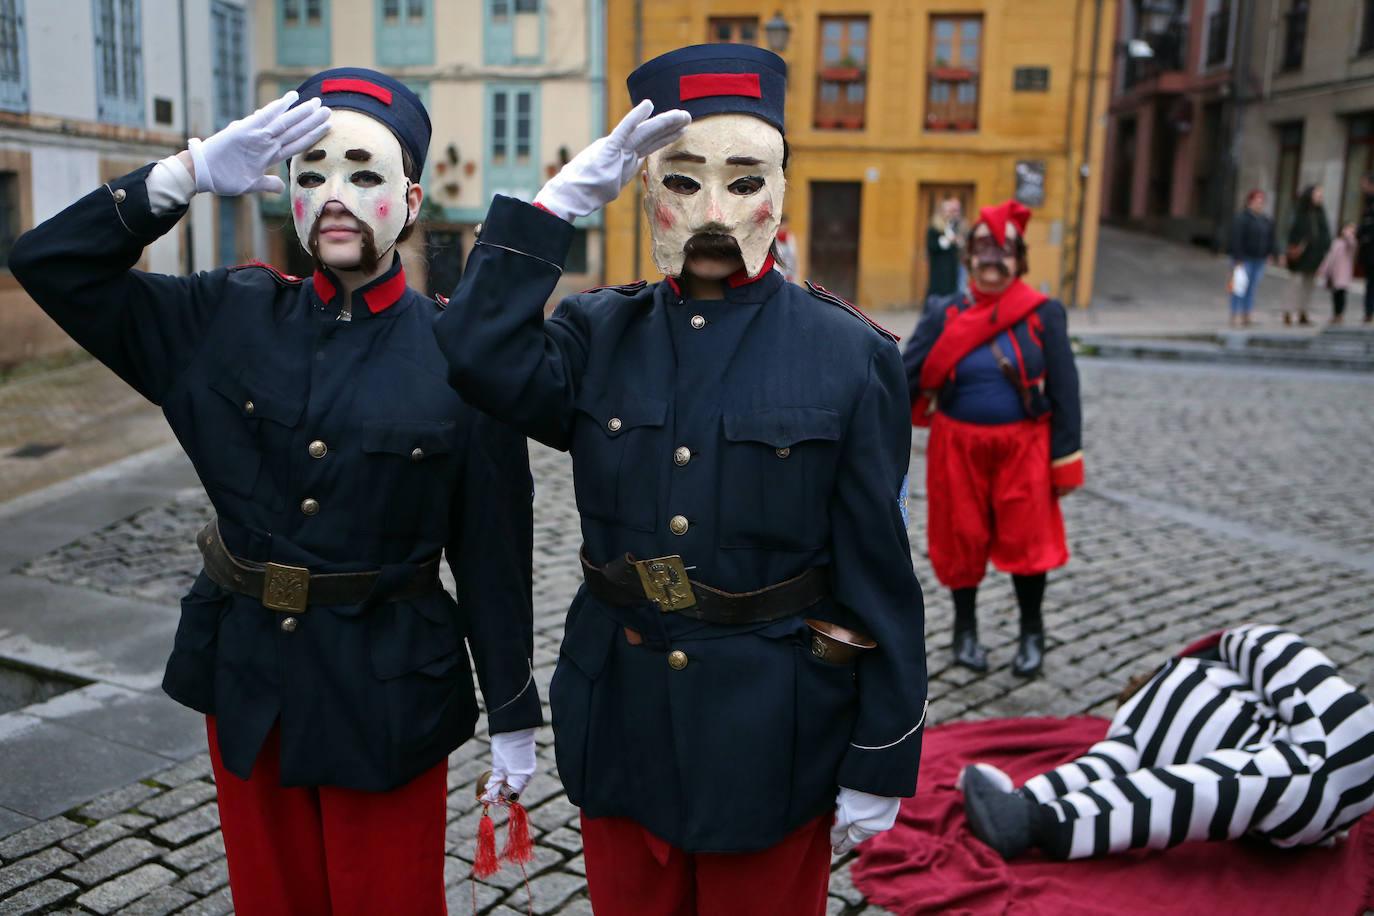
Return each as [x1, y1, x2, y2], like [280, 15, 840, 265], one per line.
[434, 43, 928, 916]
[8, 69, 542, 916]
[959, 623, 1374, 861]
[902, 202, 1083, 678]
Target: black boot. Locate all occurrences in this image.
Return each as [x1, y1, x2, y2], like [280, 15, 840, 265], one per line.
[1012, 632, 1044, 677]
[953, 629, 988, 672]
[961, 765, 1037, 860]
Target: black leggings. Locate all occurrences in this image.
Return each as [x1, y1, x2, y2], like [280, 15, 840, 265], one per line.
[953, 573, 1046, 634]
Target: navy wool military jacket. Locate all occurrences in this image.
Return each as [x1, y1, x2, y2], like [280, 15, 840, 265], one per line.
[8, 165, 542, 792]
[902, 291, 1083, 468]
[436, 196, 928, 853]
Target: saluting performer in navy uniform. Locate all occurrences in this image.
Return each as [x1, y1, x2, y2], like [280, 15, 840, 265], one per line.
[959, 624, 1374, 861]
[435, 44, 928, 915]
[9, 69, 541, 916]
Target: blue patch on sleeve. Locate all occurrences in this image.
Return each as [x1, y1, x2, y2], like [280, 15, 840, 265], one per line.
[899, 474, 910, 527]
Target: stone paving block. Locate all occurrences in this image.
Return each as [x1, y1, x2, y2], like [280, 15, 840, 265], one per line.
[136, 784, 217, 821]
[0, 846, 78, 896]
[112, 885, 195, 916]
[172, 859, 227, 896]
[827, 861, 864, 906]
[62, 813, 155, 857]
[539, 826, 582, 853]
[526, 796, 577, 833]
[525, 869, 584, 912]
[557, 896, 593, 916]
[159, 832, 223, 873]
[148, 803, 218, 846]
[474, 845, 562, 891]
[565, 853, 585, 876]
[168, 886, 232, 916]
[76, 863, 177, 914]
[146, 757, 212, 790]
[77, 783, 161, 822]
[0, 816, 82, 860]
[0, 878, 78, 915]
[62, 838, 160, 886]
[444, 876, 504, 913]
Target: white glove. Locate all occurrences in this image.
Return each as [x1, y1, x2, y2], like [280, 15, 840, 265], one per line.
[481, 726, 538, 804]
[533, 99, 691, 222]
[831, 787, 901, 855]
[188, 91, 332, 196]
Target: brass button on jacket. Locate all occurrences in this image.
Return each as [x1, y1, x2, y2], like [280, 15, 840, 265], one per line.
[669, 515, 689, 536]
[280, 616, 298, 633]
[668, 650, 688, 670]
[673, 446, 691, 467]
[690, 315, 707, 329]
[243, 400, 255, 415]
[775, 447, 791, 459]
[607, 417, 623, 432]
[308, 440, 327, 458]
[300, 497, 320, 516]
[112, 188, 127, 202]
[410, 447, 425, 461]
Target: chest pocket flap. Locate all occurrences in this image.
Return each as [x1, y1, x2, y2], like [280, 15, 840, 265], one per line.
[574, 391, 668, 437]
[209, 369, 306, 427]
[724, 406, 843, 449]
[361, 420, 459, 458]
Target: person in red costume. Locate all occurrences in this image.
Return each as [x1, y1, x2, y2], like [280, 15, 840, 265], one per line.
[902, 201, 1083, 677]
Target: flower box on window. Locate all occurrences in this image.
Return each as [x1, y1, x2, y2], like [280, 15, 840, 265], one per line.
[840, 115, 864, 130]
[819, 66, 864, 82]
[930, 67, 974, 82]
[814, 115, 839, 129]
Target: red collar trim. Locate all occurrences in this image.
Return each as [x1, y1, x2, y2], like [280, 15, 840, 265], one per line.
[665, 276, 682, 295]
[727, 253, 776, 288]
[312, 269, 337, 304]
[362, 268, 408, 313]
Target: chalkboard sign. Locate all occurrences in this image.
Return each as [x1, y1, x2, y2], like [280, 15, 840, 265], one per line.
[1013, 67, 1050, 92]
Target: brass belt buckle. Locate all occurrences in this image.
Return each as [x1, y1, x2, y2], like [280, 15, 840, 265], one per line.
[634, 555, 697, 613]
[262, 562, 310, 613]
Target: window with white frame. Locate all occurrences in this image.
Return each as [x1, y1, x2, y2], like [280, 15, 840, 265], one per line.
[0, 0, 26, 113]
[212, 2, 246, 129]
[378, 0, 432, 66]
[94, 0, 142, 125]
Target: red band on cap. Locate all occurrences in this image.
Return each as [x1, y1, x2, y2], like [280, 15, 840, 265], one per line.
[679, 73, 762, 101]
[321, 78, 393, 105]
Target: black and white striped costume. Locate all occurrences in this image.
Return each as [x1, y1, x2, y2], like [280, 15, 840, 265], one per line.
[1021, 624, 1374, 859]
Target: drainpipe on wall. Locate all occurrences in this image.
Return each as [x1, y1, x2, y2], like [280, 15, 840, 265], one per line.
[1070, 0, 1106, 311]
[179, 0, 194, 273]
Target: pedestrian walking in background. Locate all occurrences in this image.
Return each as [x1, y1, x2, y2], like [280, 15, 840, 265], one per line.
[1283, 184, 1332, 326]
[436, 43, 928, 916]
[8, 70, 542, 916]
[775, 215, 799, 282]
[926, 196, 964, 302]
[1316, 221, 1359, 324]
[959, 624, 1374, 862]
[1227, 189, 1278, 327]
[903, 201, 1083, 679]
[1356, 173, 1374, 324]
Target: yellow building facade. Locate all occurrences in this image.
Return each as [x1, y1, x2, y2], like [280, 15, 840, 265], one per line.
[604, 0, 1115, 310]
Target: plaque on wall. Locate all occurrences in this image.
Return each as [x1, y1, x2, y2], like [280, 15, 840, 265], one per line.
[1013, 67, 1050, 92]
[1015, 160, 1046, 208]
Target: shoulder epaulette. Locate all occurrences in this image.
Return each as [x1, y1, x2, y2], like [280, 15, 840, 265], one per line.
[433, 293, 449, 310]
[804, 281, 899, 343]
[579, 279, 648, 296]
[227, 260, 303, 288]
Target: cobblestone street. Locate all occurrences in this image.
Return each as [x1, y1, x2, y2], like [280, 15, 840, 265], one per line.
[1, 354, 1372, 915]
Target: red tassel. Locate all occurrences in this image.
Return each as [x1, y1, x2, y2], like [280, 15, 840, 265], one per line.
[473, 805, 500, 878]
[502, 801, 534, 865]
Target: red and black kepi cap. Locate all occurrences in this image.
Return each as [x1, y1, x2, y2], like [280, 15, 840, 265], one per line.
[292, 68, 432, 177]
[628, 43, 786, 135]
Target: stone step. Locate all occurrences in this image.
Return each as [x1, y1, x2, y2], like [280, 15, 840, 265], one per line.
[1075, 334, 1374, 372]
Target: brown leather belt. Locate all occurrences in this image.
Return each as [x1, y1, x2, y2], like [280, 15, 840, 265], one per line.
[196, 520, 441, 613]
[579, 547, 829, 625]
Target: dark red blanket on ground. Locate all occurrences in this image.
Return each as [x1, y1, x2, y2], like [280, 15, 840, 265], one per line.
[851, 717, 1374, 916]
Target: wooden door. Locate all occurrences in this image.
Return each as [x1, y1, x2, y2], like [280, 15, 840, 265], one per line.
[913, 183, 974, 303]
[807, 182, 862, 302]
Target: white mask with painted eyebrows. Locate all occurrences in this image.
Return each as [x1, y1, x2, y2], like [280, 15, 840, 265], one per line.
[642, 113, 786, 279]
[289, 109, 411, 255]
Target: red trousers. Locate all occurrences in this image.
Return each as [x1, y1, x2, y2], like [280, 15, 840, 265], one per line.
[579, 813, 833, 916]
[207, 717, 448, 916]
[926, 413, 1068, 589]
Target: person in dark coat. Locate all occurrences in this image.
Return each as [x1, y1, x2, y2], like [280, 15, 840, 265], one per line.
[1227, 189, 1278, 327]
[8, 70, 542, 916]
[1282, 184, 1332, 325]
[925, 196, 964, 301]
[902, 201, 1082, 678]
[434, 43, 928, 916]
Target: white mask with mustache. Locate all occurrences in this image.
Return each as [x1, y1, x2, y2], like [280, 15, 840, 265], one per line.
[289, 110, 411, 257]
[642, 113, 785, 279]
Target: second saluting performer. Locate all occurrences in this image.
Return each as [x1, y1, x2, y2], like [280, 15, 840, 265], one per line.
[436, 44, 928, 915]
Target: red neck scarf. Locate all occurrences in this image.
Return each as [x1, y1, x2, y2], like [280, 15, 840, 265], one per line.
[918, 279, 1048, 392]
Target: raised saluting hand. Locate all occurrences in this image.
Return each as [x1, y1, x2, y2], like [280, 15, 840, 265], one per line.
[187, 90, 332, 197]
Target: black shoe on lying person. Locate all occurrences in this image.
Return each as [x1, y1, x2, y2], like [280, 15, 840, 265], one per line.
[961, 764, 1037, 860]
